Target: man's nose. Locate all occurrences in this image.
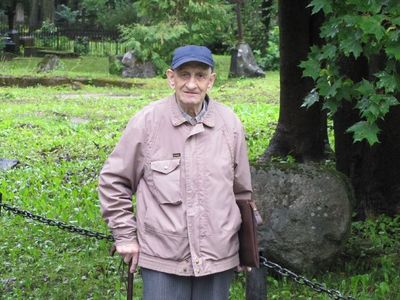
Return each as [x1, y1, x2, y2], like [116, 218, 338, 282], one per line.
[186, 76, 197, 89]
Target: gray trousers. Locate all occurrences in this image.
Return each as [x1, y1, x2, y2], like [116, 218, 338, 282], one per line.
[141, 268, 235, 300]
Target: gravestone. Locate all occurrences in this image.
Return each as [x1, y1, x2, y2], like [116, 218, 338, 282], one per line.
[252, 162, 353, 274]
[36, 55, 61, 72]
[120, 51, 156, 78]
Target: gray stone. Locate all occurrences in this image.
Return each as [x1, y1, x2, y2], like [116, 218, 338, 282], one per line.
[229, 42, 265, 78]
[252, 163, 352, 274]
[120, 51, 156, 78]
[36, 55, 61, 72]
[0, 159, 19, 171]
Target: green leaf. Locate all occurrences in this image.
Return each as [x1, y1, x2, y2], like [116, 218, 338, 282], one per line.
[385, 42, 400, 60]
[376, 71, 399, 93]
[340, 36, 363, 58]
[322, 98, 339, 114]
[300, 58, 321, 80]
[317, 77, 332, 97]
[320, 44, 337, 60]
[355, 80, 375, 96]
[356, 96, 379, 123]
[302, 88, 319, 108]
[391, 16, 400, 26]
[308, 0, 332, 14]
[317, 76, 341, 98]
[358, 15, 385, 41]
[336, 79, 355, 101]
[346, 121, 380, 145]
[379, 95, 400, 115]
[320, 18, 339, 39]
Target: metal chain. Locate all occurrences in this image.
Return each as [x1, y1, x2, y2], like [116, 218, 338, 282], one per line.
[0, 200, 114, 242]
[0, 194, 355, 299]
[260, 256, 356, 300]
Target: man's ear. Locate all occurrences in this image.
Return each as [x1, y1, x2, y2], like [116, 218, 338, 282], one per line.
[166, 69, 175, 88]
[207, 72, 216, 90]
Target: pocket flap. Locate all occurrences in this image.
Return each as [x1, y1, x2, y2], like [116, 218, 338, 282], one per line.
[151, 159, 180, 174]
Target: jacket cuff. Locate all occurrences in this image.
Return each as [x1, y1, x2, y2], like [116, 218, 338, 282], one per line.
[112, 228, 138, 246]
[234, 191, 252, 201]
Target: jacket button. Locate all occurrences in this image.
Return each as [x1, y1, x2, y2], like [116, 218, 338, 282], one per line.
[164, 166, 168, 170]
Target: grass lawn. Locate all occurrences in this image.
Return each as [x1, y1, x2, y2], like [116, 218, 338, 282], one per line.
[0, 55, 399, 299]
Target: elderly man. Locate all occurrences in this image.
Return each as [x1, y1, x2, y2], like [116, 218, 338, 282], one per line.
[99, 45, 252, 300]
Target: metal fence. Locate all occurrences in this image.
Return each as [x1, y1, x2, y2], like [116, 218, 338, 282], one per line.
[0, 24, 128, 56]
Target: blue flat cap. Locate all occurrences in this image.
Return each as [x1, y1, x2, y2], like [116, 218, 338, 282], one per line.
[171, 45, 214, 69]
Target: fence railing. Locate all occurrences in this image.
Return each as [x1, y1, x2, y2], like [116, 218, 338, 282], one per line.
[0, 24, 128, 56]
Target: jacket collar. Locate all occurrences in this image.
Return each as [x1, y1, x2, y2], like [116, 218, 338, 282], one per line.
[169, 94, 215, 128]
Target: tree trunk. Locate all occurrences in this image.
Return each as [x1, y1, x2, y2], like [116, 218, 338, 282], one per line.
[41, 0, 55, 23]
[6, 1, 16, 30]
[335, 54, 400, 217]
[29, 0, 40, 30]
[260, 0, 327, 162]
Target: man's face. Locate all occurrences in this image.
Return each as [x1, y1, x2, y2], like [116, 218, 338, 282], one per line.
[166, 62, 216, 112]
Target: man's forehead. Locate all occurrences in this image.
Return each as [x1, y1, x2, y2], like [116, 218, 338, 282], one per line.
[175, 61, 211, 72]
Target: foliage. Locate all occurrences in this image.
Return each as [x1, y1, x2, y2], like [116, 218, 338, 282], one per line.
[300, 0, 400, 145]
[254, 25, 280, 71]
[73, 37, 89, 55]
[120, 21, 188, 73]
[119, 0, 234, 74]
[0, 36, 5, 54]
[55, 4, 79, 25]
[242, 0, 278, 51]
[81, 0, 139, 30]
[35, 20, 58, 47]
[108, 55, 124, 75]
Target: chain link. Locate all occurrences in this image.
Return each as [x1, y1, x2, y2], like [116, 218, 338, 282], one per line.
[1, 194, 355, 299]
[0, 201, 114, 242]
[260, 256, 356, 300]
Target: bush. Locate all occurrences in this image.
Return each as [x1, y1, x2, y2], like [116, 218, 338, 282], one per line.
[108, 55, 123, 75]
[73, 37, 89, 55]
[254, 26, 280, 71]
[119, 0, 234, 74]
[36, 21, 58, 48]
[81, 0, 139, 30]
[0, 37, 5, 54]
[55, 4, 79, 25]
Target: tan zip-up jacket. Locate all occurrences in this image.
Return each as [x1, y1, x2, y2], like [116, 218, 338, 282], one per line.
[99, 95, 252, 277]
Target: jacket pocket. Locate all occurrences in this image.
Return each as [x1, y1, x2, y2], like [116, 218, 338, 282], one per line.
[150, 158, 182, 205]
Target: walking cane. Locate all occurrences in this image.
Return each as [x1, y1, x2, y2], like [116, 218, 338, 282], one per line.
[127, 260, 134, 300]
[110, 244, 134, 300]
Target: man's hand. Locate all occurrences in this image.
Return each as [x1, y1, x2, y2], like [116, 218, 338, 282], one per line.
[116, 242, 140, 273]
[236, 265, 252, 272]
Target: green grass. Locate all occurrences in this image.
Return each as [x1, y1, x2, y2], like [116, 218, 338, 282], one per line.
[1, 56, 399, 299]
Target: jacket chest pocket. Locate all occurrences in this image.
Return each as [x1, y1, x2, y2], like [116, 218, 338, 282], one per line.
[150, 159, 182, 205]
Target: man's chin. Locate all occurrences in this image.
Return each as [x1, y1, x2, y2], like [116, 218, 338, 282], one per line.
[181, 97, 202, 105]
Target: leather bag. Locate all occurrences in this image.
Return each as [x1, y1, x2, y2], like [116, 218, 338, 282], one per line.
[236, 199, 263, 268]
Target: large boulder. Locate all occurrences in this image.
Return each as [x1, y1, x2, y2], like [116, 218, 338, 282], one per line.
[229, 42, 265, 78]
[252, 163, 353, 274]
